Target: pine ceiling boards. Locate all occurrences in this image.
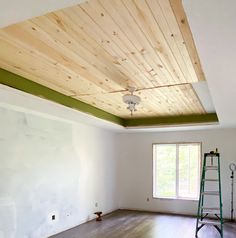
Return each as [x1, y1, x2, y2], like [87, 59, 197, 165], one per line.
[0, 0, 218, 128]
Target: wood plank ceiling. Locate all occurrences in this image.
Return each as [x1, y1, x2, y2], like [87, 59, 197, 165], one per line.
[0, 0, 206, 119]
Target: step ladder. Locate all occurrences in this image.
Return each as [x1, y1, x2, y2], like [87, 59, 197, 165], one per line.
[195, 152, 223, 237]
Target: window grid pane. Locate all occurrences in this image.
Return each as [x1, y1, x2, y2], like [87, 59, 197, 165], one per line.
[153, 144, 176, 198]
[178, 144, 200, 199]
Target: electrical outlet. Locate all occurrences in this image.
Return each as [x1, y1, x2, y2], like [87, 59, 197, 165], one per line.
[95, 202, 98, 207]
[48, 211, 58, 223]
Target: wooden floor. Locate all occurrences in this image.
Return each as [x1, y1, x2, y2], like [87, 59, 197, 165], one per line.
[51, 210, 236, 238]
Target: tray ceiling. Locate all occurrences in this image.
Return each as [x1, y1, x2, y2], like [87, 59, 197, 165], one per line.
[0, 0, 207, 119]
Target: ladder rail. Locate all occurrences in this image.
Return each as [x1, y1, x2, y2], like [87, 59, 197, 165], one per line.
[200, 159, 206, 220]
[195, 154, 206, 237]
[218, 154, 224, 237]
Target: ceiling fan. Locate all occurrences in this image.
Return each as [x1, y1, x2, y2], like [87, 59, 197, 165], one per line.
[122, 86, 141, 116]
[72, 83, 190, 116]
[121, 82, 190, 116]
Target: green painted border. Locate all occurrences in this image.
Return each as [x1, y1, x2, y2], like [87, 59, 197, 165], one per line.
[0, 68, 218, 128]
[0, 68, 124, 125]
[124, 113, 218, 127]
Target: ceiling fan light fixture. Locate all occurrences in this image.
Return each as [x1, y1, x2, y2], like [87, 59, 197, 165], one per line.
[122, 87, 141, 116]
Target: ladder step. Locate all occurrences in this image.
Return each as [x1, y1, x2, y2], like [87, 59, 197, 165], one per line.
[205, 166, 218, 170]
[201, 207, 220, 211]
[198, 220, 221, 226]
[203, 179, 219, 182]
[205, 153, 219, 157]
[202, 191, 219, 195]
[201, 207, 220, 214]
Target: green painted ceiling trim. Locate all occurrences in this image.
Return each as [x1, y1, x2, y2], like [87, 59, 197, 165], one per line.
[124, 113, 218, 127]
[0, 68, 218, 128]
[0, 68, 124, 126]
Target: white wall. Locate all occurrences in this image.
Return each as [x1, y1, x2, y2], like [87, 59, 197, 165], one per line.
[0, 106, 118, 238]
[116, 129, 236, 219]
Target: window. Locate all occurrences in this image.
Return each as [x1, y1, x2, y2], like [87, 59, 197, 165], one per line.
[153, 143, 201, 200]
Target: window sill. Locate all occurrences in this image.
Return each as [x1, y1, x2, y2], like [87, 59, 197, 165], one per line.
[153, 196, 199, 202]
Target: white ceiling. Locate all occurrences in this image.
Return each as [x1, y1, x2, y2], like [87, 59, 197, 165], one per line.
[192, 81, 215, 113]
[183, 0, 236, 128]
[0, 0, 86, 28]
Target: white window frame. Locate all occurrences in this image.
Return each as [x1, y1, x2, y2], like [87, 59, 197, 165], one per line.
[152, 142, 201, 201]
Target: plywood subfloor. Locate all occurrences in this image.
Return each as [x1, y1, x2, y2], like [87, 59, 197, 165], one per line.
[0, 0, 206, 118]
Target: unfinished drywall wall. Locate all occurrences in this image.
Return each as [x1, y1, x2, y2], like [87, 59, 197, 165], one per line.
[0, 106, 118, 238]
[116, 129, 236, 219]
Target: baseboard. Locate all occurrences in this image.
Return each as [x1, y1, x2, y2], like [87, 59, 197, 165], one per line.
[118, 207, 197, 218]
[118, 207, 232, 221]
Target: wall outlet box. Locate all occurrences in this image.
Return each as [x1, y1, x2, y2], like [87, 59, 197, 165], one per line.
[48, 211, 59, 223]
